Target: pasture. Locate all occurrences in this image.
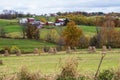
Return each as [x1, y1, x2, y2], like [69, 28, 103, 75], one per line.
[0, 38, 56, 52]
[0, 19, 97, 37]
[0, 19, 120, 77]
[0, 51, 120, 75]
[0, 19, 21, 33]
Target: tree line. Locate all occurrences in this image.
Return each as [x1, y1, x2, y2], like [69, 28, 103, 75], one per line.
[57, 13, 120, 27]
[0, 10, 33, 19]
[62, 15, 120, 48]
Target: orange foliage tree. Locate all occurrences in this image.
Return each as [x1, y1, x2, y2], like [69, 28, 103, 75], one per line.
[91, 15, 120, 48]
[40, 17, 47, 23]
[62, 21, 83, 48]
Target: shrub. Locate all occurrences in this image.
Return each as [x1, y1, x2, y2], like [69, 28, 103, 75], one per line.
[89, 35, 100, 48]
[57, 57, 79, 80]
[0, 48, 5, 54]
[113, 68, 120, 80]
[0, 27, 6, 38]
[3, 46, 10, 51]
[46, 29, 58, 43]
[97, 70, 114, 80]
[43, 46, 49, 52]
[46, 33, 54, 43]
[1, 74, 18, 80]
[17, 66, 52, 80]
[10, 46, 20, 54]
[56, 46, 65, 51]
[17, 66, 30, 80]
[6, 32, 22, 39]
[90, 29, 120, 48]
[57, 37, 65, 46]
[78, 35, 89, 48]
[27, 72, 43, 80]
[0, 66, 45, 80]
[2, 46, 10, 54]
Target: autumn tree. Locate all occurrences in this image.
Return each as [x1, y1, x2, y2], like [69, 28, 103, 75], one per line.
[98, 16, 115, 46]
[91, 15, 120, 48]
[78, 35, 89, 48]
[46, 29, 58, 43]
[26, 23, 40, 40]
[40, 17, 47, 23]
[62, 21, 82, 48]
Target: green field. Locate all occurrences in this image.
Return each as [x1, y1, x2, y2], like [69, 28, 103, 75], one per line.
[0, 19, 120, 35]
[0, 19, 120, 78]
[3, 25, 22, 33]
[0, 52, 120, 75]
[0, 19, 97, 36]
[0, 38, 56, 52]
[0, 19, 21, 33]
[1, 19, 120, 52]
[0, 19, 18, 26]
[79, 25, 96, 37]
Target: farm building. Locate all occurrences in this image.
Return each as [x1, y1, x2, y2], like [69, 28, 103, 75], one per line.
[27, 18, 35, 22]
[46, 21, 54, 26]
[54, 18, 69, 26]
[19, 18, 35, 24]
[55, 18, 65, 26]
[19, 18, 45, 28]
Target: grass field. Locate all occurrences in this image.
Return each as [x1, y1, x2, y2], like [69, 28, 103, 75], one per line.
[79, 25, 96, 37]
[0, 19, 97, 35]
[0, 52, 120, 75]
[0, 19, 18, 26]
[0, 38, 56, 52]
[0, 19, 120, 78]
[3, 25, 22, 33]
[0, 19, 22, 33]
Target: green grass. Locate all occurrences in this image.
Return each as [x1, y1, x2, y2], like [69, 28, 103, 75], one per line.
[0, 19, 120, 35]
[3, 25, 22, 33]
[79, 25, 96, 37]
[0, 38, 56, 52]
[0, 19, 18, 26]
[0, 19, 97, 36]
[0, 19, 22, 33]
[0, 52, 120, 74]
[0, 19, 120, 75]
[79, 25, 96, 33]
[41, 25, 97, 38]
[40, 28, 60, 40]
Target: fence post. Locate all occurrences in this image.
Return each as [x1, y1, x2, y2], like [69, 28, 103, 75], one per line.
[94, 51, 106, 80]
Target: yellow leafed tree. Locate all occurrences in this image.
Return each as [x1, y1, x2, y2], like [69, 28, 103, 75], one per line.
[62, 21, 83, 48]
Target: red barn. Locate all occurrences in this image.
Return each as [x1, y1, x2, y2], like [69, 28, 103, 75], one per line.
[27, 18, 35, 23]
[55, 18, 65, 26]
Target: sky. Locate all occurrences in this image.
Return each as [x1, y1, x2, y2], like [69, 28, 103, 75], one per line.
[0, 0, 120, 14]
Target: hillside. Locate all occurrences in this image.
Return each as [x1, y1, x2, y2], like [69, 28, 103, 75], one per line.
[0, 38, 56, 52]
[0, 19, 120, 52]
